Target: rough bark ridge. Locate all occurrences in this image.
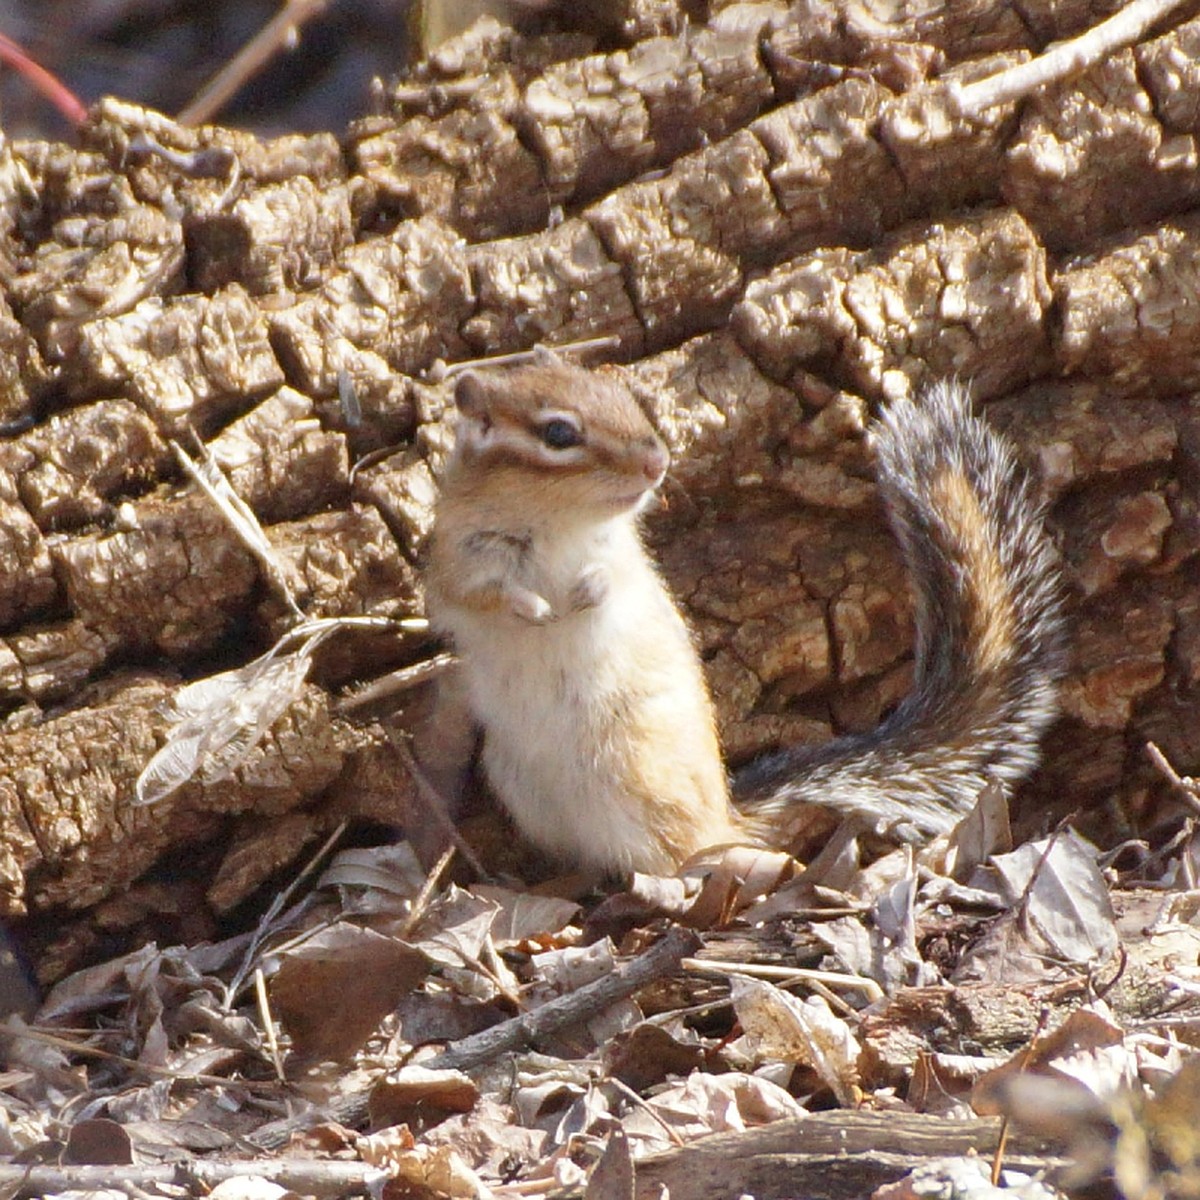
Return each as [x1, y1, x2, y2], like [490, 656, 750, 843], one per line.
[1, 0, 1198, 977]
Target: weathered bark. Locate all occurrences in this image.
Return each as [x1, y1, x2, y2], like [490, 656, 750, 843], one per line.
[0, 0, 1198, 978]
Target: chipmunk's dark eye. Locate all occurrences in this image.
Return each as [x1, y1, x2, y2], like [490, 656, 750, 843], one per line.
[539, 418, 583, 450]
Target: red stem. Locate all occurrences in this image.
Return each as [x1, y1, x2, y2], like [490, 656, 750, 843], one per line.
[0, 31, 87, 126]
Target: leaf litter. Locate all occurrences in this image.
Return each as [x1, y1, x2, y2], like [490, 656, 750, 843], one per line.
[3, 784, 1200, 1199]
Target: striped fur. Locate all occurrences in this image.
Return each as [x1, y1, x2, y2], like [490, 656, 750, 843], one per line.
[737, 380, 1066, 839]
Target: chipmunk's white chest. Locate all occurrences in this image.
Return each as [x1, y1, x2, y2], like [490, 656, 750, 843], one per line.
[441, 517, 697, 869]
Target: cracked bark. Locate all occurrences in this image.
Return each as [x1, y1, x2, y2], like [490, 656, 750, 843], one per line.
[0, 0, 1198, 980]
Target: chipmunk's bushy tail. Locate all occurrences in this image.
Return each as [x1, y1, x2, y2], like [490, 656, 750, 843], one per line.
[736, 380, 1066, 840]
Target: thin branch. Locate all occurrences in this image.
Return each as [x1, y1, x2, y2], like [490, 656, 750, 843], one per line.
[0, 1024, 278, 1093]
[249, 925, 702, 1148]
[683, 957, 884, 1003]
[177, 0, 330, 127]
[385, 727, 488, 879]
[398, 841, 458, 940]
[223, 820, 348, 1007]
[0, 1160, 387, 1198]
[1146, 741, 1200, 817]
[172, 439, 302, 618]
[948, 0, 1195, 117]
[337, 652, 457, 712]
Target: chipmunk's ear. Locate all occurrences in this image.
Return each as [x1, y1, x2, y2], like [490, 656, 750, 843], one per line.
[454, 372, 488, 419]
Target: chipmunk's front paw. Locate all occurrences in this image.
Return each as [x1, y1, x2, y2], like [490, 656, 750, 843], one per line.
[568, 564, 609, 613]
[509, 586, 555, 624]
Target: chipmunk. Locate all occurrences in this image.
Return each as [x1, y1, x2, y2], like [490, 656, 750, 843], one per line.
[422, 359, 1065, 874]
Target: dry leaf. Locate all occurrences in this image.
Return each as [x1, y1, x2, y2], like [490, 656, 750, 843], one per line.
[421, 1096, 548, 1177]
[941, 781, 1013, 882]
[370, 1065, 480, 1130]
[64, 1117, 134, 1165]
[678, 845, 800, 927]
[408, 886, 500, 967]
[207, 1180, 294, 1200]
[603, 1023, 705, 1092]
[729, 975, 860, 1105]
[874, 1155, 1066, 1200]
[955, 832, 1120, 983]
[908, 1051, 1000, 1117]
[624, 1070, 804, 1152]
[991, 832, 1119, 962]
[269, 923, 429, 1061]
[135, 648, 315, 806]
[469, 885, 581, 947]
[318, 843, 428, 909]
[586, 1128, 635, 1200]
[359, 1129, 489, 1198]
[973, 1005, 1130, 1117]
[529, 941, 642, 1045]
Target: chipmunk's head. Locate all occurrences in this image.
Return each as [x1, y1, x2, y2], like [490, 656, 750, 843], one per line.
[451, 361, 669, 515]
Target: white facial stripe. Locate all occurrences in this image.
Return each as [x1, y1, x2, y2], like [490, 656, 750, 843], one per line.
[535, 408, 583, 431]
[533, 443, 588, 466]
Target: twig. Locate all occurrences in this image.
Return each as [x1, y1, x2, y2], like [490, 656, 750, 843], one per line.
[1146, 741, 1200, 817]
[384, 727, 488, 879]
[608, 1076, 687, 1147]
[337, 652, 457, 711]
[948, 0, 1195, 117]
[682, 957, 884, 1003]
[254, 967, 285, 1082]
[0, 32, 87, 125]
[223, 821, 349, 1007]
[389, 926, 700, 1074]
[992, 1006, 1051, 1186]
[0, 1160, 386, 1197]
[249, 925, 701, 1148]
[177, 0, 330, 127]
[398, 842, 458, 939]
[172, 439, 302, 617]
[0, 1024, 277, 1093]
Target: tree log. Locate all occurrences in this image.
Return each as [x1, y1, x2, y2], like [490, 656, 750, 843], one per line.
[0, 0, 1198, 979]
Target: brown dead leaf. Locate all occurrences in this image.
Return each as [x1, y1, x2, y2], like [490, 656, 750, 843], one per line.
[38, 943, 161, 1023]
[874, 1155, 1065, 1200]
[678, 845, 800, 928]
[405, 885, 499, 967]
[469, 884, 581, 947]
[955, 831, 1120, 984]
[421, 1096, 547, 1178]
[512, 1058, 598, 1128]
[991, 832, 1119, 959]
[622, 1070, 804, 1153]
[369, 1064, 480, 1130]
[940, 781, 1013, 882]
[603, 1022, 706, 1092]
[530, 940, 642, 1046]
[360, 1122, 489, 1196]
[318, 843, 428, 915]
[270, 923, 429, 1061]
[729, 975, 860, 1105]
[64, 1116, 134, 1165]
[810, 849, 935, 994]
[973, 1005, 1129, 1117]
[586, 1128, 635, 1200]
[909, 1051, 999, 1117]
